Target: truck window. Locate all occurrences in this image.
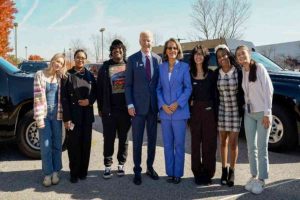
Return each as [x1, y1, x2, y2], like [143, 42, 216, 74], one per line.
[251, 52, 283, 72]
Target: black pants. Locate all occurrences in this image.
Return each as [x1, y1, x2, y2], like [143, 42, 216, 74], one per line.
[190, 101, 217, 179]
[102, 110, 131, 167]
[67, 123, 92, 179]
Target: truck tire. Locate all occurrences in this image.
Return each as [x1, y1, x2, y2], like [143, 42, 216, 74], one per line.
[268, 104, 298, 151]
[17, 111, 41, 159]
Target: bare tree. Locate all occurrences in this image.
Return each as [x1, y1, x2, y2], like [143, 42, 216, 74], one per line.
[70, 39, 88, 52]
[69, 39, 93, 62]
[90, 34, 101, 62]
[191, 0, 251, 40]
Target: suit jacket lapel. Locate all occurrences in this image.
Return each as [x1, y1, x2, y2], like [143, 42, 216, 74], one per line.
[161, 62, 170, 90]
[170, 60, 180, 87]
[151, 55, 158, 78]
[136, 51, 148, 81]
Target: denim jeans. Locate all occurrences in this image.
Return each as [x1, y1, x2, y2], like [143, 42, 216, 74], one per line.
[244, 111, 271, 179]
[39, 106, 62, 176]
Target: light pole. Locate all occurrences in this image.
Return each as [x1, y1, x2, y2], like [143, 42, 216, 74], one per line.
[99, 28, 105, 62]
[69, 48, 72, 68]
[25, 46, 28, 60]
[14, 22, 18, 63]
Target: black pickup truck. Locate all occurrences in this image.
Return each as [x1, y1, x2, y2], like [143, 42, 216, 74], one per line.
[250, 52, 300, 150]
[0, 58, 39, 158]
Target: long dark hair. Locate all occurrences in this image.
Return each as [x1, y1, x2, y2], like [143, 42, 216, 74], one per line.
[190, 45, 210, 77]
[235, 45, 257, 82]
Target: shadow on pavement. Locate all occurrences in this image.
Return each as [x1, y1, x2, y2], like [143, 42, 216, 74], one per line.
[236, 178, 300, 200]
[0, 169, 247, 200]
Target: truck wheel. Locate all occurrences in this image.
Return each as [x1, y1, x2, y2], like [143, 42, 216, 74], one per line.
[17, 111, 41, 159]
[268, 104, 298, 151]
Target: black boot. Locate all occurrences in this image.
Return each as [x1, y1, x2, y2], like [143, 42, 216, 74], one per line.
[220, 167, 228, 185]
[227, 168, 235, 187]
[202, 174, 212, 185]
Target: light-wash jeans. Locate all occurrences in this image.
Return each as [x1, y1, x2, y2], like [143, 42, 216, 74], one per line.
[39, 106, 62, 176]
[244, 111, 271, 180]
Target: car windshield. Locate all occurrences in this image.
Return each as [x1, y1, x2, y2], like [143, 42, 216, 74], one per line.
[0, 58, 20, 74]
[20, 62, 48, 73]
[251, 52, 283, 72]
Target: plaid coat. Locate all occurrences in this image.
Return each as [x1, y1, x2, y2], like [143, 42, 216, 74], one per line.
[33, 70, 63, 128]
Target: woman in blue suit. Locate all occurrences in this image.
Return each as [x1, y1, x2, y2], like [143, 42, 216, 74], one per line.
[157, 38, 192, 184]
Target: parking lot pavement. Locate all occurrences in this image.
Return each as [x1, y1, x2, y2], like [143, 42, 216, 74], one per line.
[0, 114, 300, 200]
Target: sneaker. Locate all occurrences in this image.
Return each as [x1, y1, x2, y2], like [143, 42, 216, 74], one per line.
[52, 172, 60, 185]
[103, 167, 113, 179]
[245, 177, 257, 191]
[43, 175, 52, 187]
[251, 179, 265, 194]
[117, 165, 125, 177]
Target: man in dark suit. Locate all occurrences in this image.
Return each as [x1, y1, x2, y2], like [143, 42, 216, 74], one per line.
[125, 31, 162, 185]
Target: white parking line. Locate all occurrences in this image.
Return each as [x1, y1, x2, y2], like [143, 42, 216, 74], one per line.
[219, 178, 300, 200]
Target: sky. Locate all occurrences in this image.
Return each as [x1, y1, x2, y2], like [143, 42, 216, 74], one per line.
[10, 0, 300, 61]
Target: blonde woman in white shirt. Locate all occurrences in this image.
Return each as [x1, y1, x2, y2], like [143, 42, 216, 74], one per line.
[235, 45, 274, 195]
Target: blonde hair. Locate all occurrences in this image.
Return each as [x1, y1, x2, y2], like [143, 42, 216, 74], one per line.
[46, 53, 67, 78]
[162, 38, 183, 61]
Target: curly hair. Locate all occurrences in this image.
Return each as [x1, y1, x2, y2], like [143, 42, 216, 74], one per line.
[215, 45, 240, 69]
[109, 39, 127, 61]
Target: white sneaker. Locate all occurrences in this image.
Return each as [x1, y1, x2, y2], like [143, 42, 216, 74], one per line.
[117, 165, 125, 176]
[245, 177, 257, 191]
[103, 167, 113, 179]
[52, 172, 60, 185]
[43, 175, 52, 187]
[251, 179, 265, 194]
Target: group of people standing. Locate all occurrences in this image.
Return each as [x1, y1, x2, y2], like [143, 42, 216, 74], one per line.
[33, 30, 273, 195]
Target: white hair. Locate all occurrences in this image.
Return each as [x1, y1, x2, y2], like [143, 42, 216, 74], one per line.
[215, 44, 230, 53]
[140, 30, 153, 39]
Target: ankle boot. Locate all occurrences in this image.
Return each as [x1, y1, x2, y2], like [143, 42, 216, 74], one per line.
[227, 168, 235, 187]
[220, 167, 228, 185]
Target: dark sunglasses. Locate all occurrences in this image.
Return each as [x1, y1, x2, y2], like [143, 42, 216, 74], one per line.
[167, 47, 178, 50]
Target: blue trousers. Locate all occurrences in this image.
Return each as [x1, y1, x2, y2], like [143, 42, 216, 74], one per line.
[39, 107, 62, 176]
[132, 112, 157, 175]
[244, 112, 271, 179]
[161, 119, 187, 178]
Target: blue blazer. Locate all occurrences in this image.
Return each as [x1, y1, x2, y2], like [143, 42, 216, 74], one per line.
[157, 60, 192, 120]
[125, 51, 162, 115]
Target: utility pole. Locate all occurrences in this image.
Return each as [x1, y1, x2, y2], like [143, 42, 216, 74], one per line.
[99, 28, 106, 62]
[14, 22, 18, 63]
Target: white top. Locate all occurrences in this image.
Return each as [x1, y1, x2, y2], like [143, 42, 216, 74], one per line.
[242, 63, 274, 116]
[168, 72, 172, 81]
[141, 51, 154, 77]
[219, 66, 236, 78]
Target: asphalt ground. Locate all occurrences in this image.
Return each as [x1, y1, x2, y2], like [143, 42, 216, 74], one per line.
[1, 112, 300, 200]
